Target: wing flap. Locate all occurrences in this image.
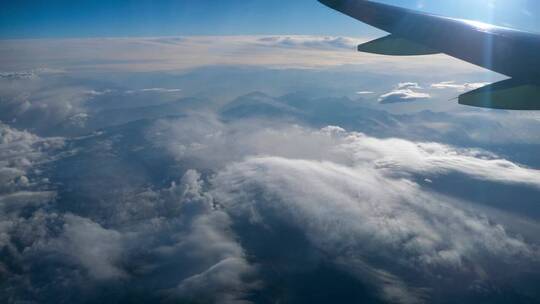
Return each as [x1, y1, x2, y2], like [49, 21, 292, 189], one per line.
[358, 34, 439, 56]
[459, 79, 540, 110]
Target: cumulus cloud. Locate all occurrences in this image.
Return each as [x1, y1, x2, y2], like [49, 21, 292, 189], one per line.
[378, 83, 431, 104]
[336, 131, 540, 188]
[378, 90, 430, 104]
[148, 115, 357, 169]
[152, 118, 540, 188]
[125, 170, 257, 303]
[207, 126, 540, 302]
[0, 124, 66, 301]
[1, 162, 257, 303]
[0, 123, 63, 200]
[378, 82, 430, 104]
[397, 82, 423, 90]
[166, 208, 258, 303]
[147, 119, 540, 300]
[0, 79, 95, 135]
[0, 73, 185, 136]
[0, 123, 60, 203]
[2, 113, 540, 303]
[53, 214, 127, 280]
[172, 257, 256, 304]
[212, 155, 535, 301]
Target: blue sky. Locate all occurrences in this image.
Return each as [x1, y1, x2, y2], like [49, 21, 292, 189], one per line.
[1, 0, 538, 39]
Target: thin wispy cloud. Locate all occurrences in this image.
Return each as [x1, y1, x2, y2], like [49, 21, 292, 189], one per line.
[431, 81, 490, 92]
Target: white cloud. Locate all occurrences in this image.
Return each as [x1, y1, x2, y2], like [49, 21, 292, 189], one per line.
[0, 68, 65, 80]
[0, 124, 65, 294]
[379, 89, 431, 104]
[212, 155, 535, 301]
[1, 32, 538, 302]
[0, 82, 96, 133]
[146, 119, 540, 299]
[150, 119, 540, 297]
[0, 123, 256, 301]
[0, 71, 38, 80]
[0, 36, 482, 74]
[1, 167, 258, 302]
[398, 82, 423, 90]
[55, 214, 127, 280]
[337, 132, 540, 188]
[208, 126, 539, 302]
[3, 112, 539, 302]
[431, 81, 490, 92]
[166, 209, 258, 304]
[125, 88, 182, 94]
[148, 170, 258, 303]
[171, 257, 257, 304]
[153, 119, 540, 189]
[0, 191, 56, 213]
[257, 36, 360, 50]
[378, 82, 431, 104]
[0, 123, 63, 204]
[84, 89, 113, 96]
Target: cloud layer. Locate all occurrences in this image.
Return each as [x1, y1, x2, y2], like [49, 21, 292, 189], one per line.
[2, 112, 540, 303]
[0, 36, 485, 74]
[0, 36, 539, 303]
[206, 125, 540, 302]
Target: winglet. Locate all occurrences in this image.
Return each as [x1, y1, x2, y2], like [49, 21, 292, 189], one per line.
[459, 79, 540, 110]
[318, 0, 346, 10]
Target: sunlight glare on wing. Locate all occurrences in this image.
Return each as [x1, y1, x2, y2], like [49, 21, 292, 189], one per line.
[462, 20, 496, 32]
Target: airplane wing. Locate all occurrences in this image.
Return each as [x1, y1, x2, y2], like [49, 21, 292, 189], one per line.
[318, 0, 540, 110]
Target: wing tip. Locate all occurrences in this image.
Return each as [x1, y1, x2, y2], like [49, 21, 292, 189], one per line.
[458, 79, 540, 110]
[318, 0, 346, 9]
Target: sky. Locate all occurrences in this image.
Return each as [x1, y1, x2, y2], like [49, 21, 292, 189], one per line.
[1, 0, 539, 39]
